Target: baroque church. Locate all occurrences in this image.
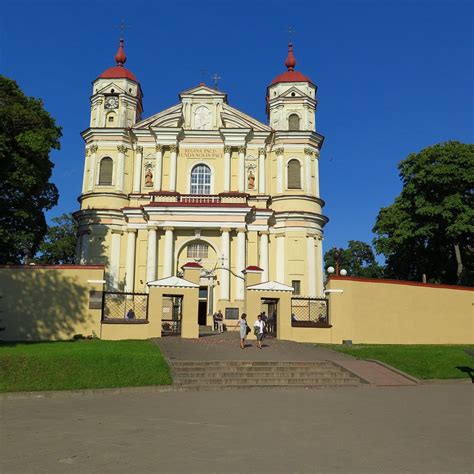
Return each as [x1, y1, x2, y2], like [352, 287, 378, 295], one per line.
[75, 38, 327, 324]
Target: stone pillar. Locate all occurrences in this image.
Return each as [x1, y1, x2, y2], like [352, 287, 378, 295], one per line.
[154, 144, 163, 191]
[236, 229, 246, 300]
[163, 227, 174, 277]
[259, 231, 269, 282]
[109, 229, 122, 290]
[146, 226, 158, 284]
[238, 146, 246, 192]
[125, 229, 137, 292]
[224, 145, 231, 192]
[276, 233, 285, 284]
[87, 144, 98, 192]
[79, 231, 90, 264]
[304, 148, 313, 195]
[314, 149, 320, 198]
[275, 147, 284, 193]
[169, 144, 178, 192]
[220, 227, 230, 300]
[82, 148, 89, 194]
[133, 146, 143, 193]
[258, 147, 266, 193]
[316, 234, 324, 296]
[306, 234, 316, 297]
[116, 145, 127, 192]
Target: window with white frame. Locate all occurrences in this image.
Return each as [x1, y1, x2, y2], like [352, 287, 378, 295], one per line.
[287, 159, 301, 189]
[187, 242, 209, 259]
[190, 164, 211, 194]
[98, 157, 113, 185]
[288, 113, 300, 131]
[292, 280, 301, 295]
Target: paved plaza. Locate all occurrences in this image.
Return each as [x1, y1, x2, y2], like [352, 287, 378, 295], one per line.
[1, 384, 472, 473]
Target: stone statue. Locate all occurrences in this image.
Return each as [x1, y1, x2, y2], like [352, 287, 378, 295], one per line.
[145, 168, 153, 187]
[247, 170, 255, 190]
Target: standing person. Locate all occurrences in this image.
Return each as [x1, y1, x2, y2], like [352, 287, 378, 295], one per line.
[236, 313, 249, 349]
[212, 310, 219, 331]
[216, 309, 224, 333]
[254, 313, 265, 349]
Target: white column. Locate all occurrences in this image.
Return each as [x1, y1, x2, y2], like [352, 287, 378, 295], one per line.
[307, 234, 316, 297]
[314, 149, 320, 198]
[163, 227, 174, 277]
[258, 147, 266, 193]
[236, 229, 246, 300]
[146, 226, 158, 283]
[220, 228, 230, 300]
[116, 145, 127, 192]
[276, 147, 284, 193]
[87, 144, 98, 192]
[125, 229, 137, 292]
[238, 146, 246, 192]
[223, 145, 231, 192]
[109, 229, 122, 290]
[154, 144, 163, 191]
[316, 235, 324, 296]
[82, 148, 89, 194]
[79, 232, 89, 264]
[75, 232, 82, 263]
[305, 148, 312, 195]
[259, 231, 269, 282]
[276, 233, 285, 283]
[133, 146, 143, 193]
[169, 144, 178, 192]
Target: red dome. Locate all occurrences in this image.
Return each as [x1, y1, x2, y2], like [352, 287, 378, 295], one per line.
[98, 66, 138, 82]
[271, 70, 312, 84]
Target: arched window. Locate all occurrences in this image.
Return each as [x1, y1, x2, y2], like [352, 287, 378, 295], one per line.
[187, 242, 209, 259]
[98, 157, 113, 185]
[106, 112, 116, 127]
[190, 164, 211, 194]
[288, 114, 300, 131]
[287, 159, 301, 189]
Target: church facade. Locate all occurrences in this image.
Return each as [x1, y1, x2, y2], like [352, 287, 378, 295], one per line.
[75, 39, 328, 324]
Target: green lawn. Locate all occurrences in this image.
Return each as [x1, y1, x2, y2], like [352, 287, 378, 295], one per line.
[0, 339, 172, 392]
[330, 344, 474, 379]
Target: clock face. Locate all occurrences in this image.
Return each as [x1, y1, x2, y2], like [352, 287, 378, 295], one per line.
[105, 96, 119, 109]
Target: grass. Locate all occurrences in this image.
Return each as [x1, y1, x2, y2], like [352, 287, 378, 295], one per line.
[0, 339, 172, 392]
[330, 344, 474, 379]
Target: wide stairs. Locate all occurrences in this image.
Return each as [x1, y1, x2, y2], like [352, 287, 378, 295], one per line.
[171, 360, 365, 390]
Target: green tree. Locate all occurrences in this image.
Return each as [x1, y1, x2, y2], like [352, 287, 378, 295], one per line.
[0, 76, 62, 263]
[324, 240, 384, 278]
[35, 213, 77, 264]
[373, 141, 474, 285]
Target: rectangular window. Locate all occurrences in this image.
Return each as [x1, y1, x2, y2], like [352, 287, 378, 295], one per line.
[187, 243, 208, 259]
[292, 280, 301, 295]
[225, 307, 239, 320]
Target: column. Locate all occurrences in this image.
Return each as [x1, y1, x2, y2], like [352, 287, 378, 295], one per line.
[146, 226, 158, 283]
[116, 145, 127, 192]
[163, 227, 174, 277]
[236, 229, 246, 300]
[238, 146, 246, 192]
[125, 229, 137, 292]
[82, 148, 89, 193]
[75, 231, 82, 263]
[154, 144, 163, 191]
[276, 233, 285, 283]
[133, 146, 143, 193]
[304, 148, 312, 195]
[275, 147, 284, 193]
[314, 149, 320, 198]
[87, 144, 98, 192]
[223, 145, 231, 192]
[258, 147, 266, 193]
[259, 231, 269, 282]
[220, 228, 230, 300]
[316, 235, 324, 296]
[79, 231, 89, 264]
[169, 144, 178, 192]
[109, 229, 122, 290]
[307, 234, 316, 297]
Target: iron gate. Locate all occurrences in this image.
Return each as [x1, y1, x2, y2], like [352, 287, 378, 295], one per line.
[161, 295, 183, 336]
[291, 297, 329, 327]
[102, 292, 149, 322]
[260, 299, 278, 338]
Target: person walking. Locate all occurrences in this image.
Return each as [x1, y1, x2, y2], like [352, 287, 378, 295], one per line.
[216, 309, 224, 333]
[237, 313, 249, 349]
[254, 313, 265, 349]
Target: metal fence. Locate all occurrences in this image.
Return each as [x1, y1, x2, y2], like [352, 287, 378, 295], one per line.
[291, 297, 329, 327]
[102, 292, 149, 322]
[161, 295, 183, 336]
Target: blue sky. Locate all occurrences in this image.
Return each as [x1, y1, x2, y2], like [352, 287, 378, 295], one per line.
[2, 0, 473, 257]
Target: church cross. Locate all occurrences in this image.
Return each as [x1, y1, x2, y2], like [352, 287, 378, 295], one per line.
[114, 19, 131, 38]
[212, 73, 221, 90]
[288, 25, 295, 42]
[200, 67, 208, 84]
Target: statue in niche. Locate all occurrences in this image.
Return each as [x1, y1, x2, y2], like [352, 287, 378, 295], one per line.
[144, 168, 154, 187]
[247, 169, 255, 190]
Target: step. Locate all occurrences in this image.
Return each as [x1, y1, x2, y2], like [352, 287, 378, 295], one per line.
[173, 368, 347, 375]
[174, 371, 354, 379]
[176, 381, 362, 390]
[171, 360, 335, 367]
[175, 375, 360, 385]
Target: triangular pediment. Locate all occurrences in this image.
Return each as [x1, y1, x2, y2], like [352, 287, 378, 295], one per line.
[179, 84, 227, 98]
[133, 104, 183, 129]
[147, 276, 199, 288]
[279, 86, 309, 99]
[95, 82, 127, 95]
[247, 280, 294, 292]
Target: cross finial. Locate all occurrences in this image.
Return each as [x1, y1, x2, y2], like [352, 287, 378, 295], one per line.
[200, 67, 208, 85]
[114, 19, 131, 39]
[212, 73, 221, 90]
[288, 26, 295, 43]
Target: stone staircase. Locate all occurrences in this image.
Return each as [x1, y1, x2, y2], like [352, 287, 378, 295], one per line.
[171, 360, 366, 390]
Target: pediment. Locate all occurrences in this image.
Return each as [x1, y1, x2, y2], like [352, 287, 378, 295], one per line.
[247, 280, 295, 292]
[147, 276, 199, 288]
[134, 104, 183, 129]
[95, 82, 127, 95]
[279, 86, 309, 99]
[179, 84, 227, 98]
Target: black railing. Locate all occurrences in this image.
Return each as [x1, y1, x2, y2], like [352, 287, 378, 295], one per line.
[291, 297, 330, 327]
[161, 295, 183, 336]
[102, 292, 149, 323]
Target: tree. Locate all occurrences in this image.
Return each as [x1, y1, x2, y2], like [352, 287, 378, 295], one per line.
[0, 76, 62, 263]
[34, 213, 77, 264]
[373, 141, 474, 285]
[324, 240, 384, 278]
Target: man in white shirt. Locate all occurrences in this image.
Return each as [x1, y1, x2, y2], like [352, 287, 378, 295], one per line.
[254, 313, 265, 349]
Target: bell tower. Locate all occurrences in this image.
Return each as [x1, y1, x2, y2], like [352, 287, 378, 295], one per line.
[90, 38, 143, 129]
[266, 43, 317, 132]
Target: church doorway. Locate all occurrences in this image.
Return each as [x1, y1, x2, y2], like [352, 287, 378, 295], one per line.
[198, 286, 208, 325]
[261, 298, 278, 338]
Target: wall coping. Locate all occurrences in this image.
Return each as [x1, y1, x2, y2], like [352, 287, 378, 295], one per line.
[329, 276, 474, 292]
[0, 264, 105, 270]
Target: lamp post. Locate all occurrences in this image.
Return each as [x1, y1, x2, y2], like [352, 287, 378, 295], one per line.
[326, 246, 347, 277]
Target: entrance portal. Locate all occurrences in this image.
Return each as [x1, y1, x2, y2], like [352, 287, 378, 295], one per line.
[198, 286, 208, 325]
[261, 298, 278, 337]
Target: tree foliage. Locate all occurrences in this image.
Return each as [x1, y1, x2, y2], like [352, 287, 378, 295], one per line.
[373, 141, 474, 285]
[0, 76, 62, 263]
[324, 240, 384, 278]
[35, 213, 77, 264]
